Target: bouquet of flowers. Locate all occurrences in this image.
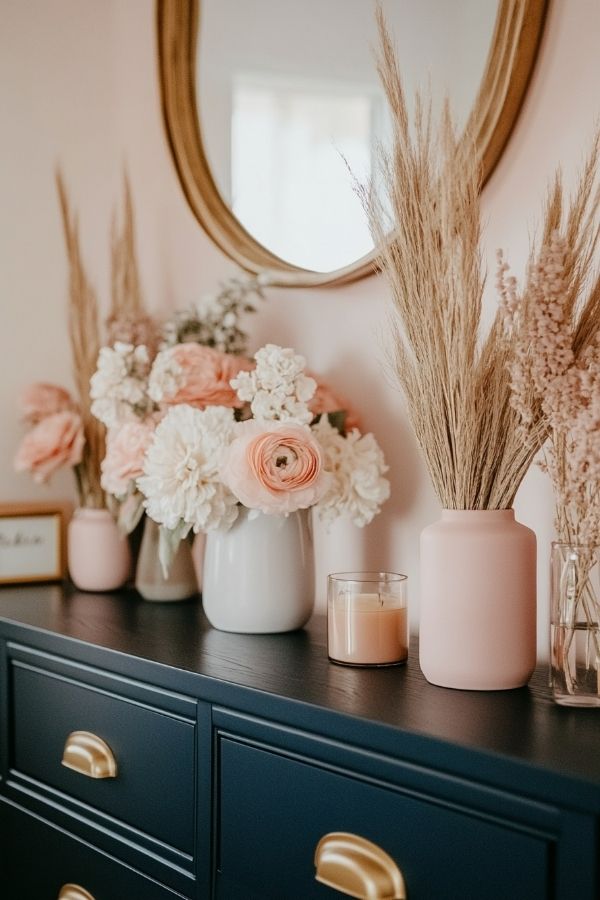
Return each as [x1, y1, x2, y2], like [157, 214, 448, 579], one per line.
[14, 173, 158, 511]
[132, 344, 390, 571]
[90, 267, 273, 531]
[14, 175, 106, 507]
[500, 225, 600, 700]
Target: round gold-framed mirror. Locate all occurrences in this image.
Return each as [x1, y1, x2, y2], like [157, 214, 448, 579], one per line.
[157, 0, 548, 287]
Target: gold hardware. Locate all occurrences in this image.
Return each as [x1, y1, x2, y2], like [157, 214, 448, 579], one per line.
[315, 832, 406, 900]
[58, 885, 96, 900]
[61, 730, 117, 779]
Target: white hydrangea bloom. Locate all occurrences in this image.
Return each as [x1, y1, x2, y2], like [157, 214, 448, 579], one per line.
[137, 404, 239, 534]
[231, 344, 316, 425]
[312, 416, 391, 527]
[147, 347, 185, 403]
[90, 342, 152, 429]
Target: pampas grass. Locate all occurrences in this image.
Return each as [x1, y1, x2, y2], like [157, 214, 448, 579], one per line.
[361, 5, 600, 510]
[56, 170, 105, 508]
[107, 174, 157, 352]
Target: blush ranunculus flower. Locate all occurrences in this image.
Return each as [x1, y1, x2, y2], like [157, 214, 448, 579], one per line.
[221, 420, 330, 515]
[149, 343, 253, 410]
[14, 410, 85, 483]
[101, 421, 155, 497]
[19, 382, 76, 425]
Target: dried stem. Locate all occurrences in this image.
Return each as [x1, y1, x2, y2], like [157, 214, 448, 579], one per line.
[56, 170, 105, 508]
[107, 172, 157, 352]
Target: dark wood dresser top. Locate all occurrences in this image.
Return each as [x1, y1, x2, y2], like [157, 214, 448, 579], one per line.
[0, 584, 599, 812]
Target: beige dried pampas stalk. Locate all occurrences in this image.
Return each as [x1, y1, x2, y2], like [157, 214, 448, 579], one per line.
[107, 173, 157, 353]
[56, 170, 105, 508]
[360, 5, 600, 510]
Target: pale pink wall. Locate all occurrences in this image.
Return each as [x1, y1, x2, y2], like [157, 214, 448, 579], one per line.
[1, 0, 598, 655]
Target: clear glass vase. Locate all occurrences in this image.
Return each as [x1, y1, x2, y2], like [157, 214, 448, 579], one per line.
[135, 517, 198, 602]
[550, 542, 600, 707]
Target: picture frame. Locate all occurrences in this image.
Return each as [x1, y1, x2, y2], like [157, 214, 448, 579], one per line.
[0, 503, 68, 585]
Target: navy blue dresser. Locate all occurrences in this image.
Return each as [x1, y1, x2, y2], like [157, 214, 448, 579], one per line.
[0, 585, 598, 899]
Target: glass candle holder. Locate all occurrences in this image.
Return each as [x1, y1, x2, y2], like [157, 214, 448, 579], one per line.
[327, 572, 408, 667]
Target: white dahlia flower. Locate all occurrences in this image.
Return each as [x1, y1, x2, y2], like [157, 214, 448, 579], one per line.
[137, 404, 239, 534]
[312, 416, 391, 526]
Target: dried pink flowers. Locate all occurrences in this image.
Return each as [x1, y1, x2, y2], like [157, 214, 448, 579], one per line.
[499, 231, 600, 546]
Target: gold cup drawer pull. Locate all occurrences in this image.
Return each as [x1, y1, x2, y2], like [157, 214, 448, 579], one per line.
[61, 730, 117, 779]
[314, 832, 406, 900]
[58, 886, 96, 900]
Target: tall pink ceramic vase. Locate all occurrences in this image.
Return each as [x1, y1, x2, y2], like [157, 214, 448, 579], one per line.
[68, 508, 131, 592]
[419, 509, 536, 690]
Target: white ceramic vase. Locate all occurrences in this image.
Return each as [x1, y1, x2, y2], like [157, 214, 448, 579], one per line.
[202, 507, 315, 633]
[419, 509, 537, 690]
[135, 517, 198, 602]
[68, 507, 131, 592]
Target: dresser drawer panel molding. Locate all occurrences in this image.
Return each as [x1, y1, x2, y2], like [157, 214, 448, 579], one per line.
[216, 737, 552, 899]
[212, 708, 560, 835]
[0, 797, 188, 900]
[9, 660, 196, 854]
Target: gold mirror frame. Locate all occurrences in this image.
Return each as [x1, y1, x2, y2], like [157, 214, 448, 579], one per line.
[157, 0, 549, 287]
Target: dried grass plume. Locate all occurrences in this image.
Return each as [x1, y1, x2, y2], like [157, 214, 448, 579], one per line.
[107, 173, 158, 353]
[359, 5, 600, 510]
[55, 170, 106, 508]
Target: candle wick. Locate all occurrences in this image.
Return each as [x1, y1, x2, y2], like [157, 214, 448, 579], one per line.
[378, 592, 384, 608]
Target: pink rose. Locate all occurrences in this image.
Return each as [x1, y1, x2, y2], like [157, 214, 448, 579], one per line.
[221, 420, 330, 515]
[19, 382, 76, 425]
[307, 372, 361, 431]
[167, 344, 253, 409]
[14, 410, 84, 483]
[101, 421, 155, 497]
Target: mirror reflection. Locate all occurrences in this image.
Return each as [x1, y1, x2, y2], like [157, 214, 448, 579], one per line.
[197, 0, 498, 273]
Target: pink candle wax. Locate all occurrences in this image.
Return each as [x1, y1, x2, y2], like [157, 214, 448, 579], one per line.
[328, 593, 408, 665]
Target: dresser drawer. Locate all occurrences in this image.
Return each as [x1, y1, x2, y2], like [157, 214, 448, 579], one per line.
[0, 797, 187, 900]
[215, 736, 553, 900]
[10, 661, 195, 854]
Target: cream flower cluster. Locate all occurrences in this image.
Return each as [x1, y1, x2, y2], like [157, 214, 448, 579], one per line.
[231, 344, 317, 425]
[147, 346, 185, 405]
[137, 404, 239, 535]
[90, 342, 153, 429]
[312, 416, 390, 526]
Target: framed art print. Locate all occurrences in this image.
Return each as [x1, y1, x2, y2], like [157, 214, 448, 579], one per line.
[0, 503, 67, 584]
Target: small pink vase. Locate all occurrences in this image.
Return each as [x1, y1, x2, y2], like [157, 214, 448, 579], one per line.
[419, 509, 536, 690]
[68, 507, 131, 592]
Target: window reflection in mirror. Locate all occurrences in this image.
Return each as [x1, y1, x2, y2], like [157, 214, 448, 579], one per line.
[197, 0, 499, 271]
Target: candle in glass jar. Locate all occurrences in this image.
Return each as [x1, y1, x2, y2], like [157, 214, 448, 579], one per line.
[327, 586, 408, 666]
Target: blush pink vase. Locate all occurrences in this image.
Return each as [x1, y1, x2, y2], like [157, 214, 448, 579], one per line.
[419, 509, 536, 690]
[68, 507, 131, 592]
